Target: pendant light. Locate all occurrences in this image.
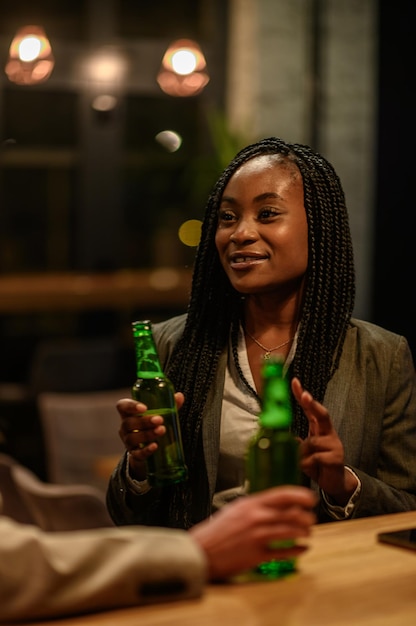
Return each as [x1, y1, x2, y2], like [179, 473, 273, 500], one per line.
[157, 38, 209, 97]
[5, 25, 55, 86]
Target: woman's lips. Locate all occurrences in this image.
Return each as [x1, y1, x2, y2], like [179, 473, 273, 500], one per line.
[228, 254, 268, 270]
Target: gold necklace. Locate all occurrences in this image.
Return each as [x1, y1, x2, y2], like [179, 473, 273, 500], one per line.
[245, 328, 294, 360]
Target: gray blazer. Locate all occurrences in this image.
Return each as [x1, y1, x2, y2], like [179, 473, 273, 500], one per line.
[107, 315, 416, 525]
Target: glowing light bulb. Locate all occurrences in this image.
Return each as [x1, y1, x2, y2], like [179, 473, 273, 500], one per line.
[157, 39, 209, 97]
[171, 49, 197, 75]
[18, 36, 42, 62]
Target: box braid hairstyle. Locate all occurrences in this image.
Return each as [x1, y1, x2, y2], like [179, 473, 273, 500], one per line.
[164, 136, 355, 528]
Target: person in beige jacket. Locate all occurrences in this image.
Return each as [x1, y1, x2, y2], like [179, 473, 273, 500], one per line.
[0, 486, 315, 622]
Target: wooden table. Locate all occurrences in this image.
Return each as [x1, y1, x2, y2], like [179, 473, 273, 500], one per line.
[18, 511, 416, 626]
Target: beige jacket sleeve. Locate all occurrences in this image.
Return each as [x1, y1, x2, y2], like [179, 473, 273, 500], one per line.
[0, 516, 207, 623]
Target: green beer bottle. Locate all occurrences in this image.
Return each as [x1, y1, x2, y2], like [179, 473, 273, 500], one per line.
[131, 320, 188, 487]
[246, 356, 300, 578]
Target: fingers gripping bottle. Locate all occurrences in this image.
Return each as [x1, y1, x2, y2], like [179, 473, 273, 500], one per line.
[246, 356, 301, 578]
[131, 320, 188, 487]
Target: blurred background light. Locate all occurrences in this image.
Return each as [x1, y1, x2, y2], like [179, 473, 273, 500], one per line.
[178, 219, 202, 247]
[81, 46, 129, 113]
[157, 38, 209, 97]
[5, 25, 55, 86]
[85, 47, 128, 84]
[171, 49, 198, 75]
[91, 94, 118, 112]
[19, 37, 42, 62]
[155, 130, 182, 152]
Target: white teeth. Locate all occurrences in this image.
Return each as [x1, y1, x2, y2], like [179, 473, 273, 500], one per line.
[232, 256, 259, 263]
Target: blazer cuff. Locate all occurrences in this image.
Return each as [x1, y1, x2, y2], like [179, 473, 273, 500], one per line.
[126, 452, 152, 495]
[321, 466, 362, 519]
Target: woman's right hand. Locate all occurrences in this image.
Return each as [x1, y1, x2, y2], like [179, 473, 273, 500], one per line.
[117, 392, 185, 481]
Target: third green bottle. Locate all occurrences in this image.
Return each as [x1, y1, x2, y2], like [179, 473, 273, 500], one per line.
[246, 356, 301, 578]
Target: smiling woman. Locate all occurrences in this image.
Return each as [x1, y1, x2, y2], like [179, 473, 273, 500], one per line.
[107, 136, 416, 531]
[215, 154, 308, 313]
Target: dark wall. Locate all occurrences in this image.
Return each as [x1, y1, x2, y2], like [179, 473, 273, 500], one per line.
[373, 1, 416, 361]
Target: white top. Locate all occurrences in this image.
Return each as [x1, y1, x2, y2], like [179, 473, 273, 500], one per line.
[212, 328, 260, 509]
[213, 324, 297, 510]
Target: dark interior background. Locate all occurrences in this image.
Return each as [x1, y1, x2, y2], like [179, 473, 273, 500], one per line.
[374, 0, 416, 360]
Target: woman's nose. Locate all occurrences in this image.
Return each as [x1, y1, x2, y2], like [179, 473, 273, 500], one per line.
[229, 222, 258, 243]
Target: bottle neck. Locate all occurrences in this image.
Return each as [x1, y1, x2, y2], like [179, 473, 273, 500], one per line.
[132, 322, 164, 379]
[259, 374, 292, 430]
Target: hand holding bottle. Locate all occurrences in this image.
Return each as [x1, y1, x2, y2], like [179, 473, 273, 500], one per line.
[117, 392, 185, 482]
[123, 320, 188, 487]
[190, 486, 316, 581]
[291, 377, 358, 506]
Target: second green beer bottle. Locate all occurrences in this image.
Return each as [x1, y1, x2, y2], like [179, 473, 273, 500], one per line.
[246, 356, 300, 578]
[131, 320, 188, 487]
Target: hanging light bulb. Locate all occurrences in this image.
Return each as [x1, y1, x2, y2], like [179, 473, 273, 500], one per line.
[5, 25, 55, 86]
[157, 39, 209, 97]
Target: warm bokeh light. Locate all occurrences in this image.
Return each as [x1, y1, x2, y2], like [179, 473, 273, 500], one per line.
[178, 220, 202, 247]
[85, 49, 127, 83]
[155, 130, 182, 152]
[162, 39, 207, 73]
[81, 47, 128, 111]
[171, 49, 198, 75]
[157, 39, 209, 97]
[91, 94, 118, 112]
[5, 25, 55, 85]
[18, 36, 42, 62]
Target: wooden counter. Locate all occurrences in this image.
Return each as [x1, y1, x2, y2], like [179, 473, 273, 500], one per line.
[17, 510, 416, 626]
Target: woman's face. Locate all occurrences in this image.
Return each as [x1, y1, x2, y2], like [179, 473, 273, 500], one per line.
[215, 154, 308, 296]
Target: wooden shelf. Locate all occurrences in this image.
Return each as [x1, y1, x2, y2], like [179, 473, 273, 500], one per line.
[0, 269, 192, 313]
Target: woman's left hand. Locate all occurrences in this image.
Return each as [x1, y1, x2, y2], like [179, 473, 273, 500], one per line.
[291, 377, 358, 506]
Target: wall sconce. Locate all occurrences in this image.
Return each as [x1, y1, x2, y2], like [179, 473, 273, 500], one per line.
[157, 39, 209, 97]
[5, 25, 55, 86]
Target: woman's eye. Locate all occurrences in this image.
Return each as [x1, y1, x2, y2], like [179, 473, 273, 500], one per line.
[259, 208, 278, 220]
[218, 210, 235, 222]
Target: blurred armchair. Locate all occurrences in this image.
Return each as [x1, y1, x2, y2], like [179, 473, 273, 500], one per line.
[37, 388, 128, 491]
[0, 453, 35, 523]
[11, 463, 115, 531]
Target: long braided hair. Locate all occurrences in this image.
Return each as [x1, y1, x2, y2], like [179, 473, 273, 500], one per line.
[164, 136, 355, 527]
